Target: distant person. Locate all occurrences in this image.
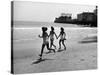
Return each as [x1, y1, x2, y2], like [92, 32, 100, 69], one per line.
[38, 27, 55, 59]
[57, 27, 66, 51]
[49, 26, 57, 51]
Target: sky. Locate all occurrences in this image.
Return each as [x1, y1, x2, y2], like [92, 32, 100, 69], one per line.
[14, 1, 96, 22]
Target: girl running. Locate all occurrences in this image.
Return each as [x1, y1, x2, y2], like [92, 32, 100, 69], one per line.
[38, 27, 55, 59]
[57, 27, 66, 51]
[49, 26, 57, 50]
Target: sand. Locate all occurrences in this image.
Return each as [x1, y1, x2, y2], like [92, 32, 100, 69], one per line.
[13, 28, 97, 74]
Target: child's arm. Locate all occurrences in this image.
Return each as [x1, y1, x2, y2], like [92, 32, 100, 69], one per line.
[48, 32, 50, 38]
[54, 32, 58, 39]
[57, 34, 60, 39]
[38, 35, 42, 38]
[64, 32, 66, 39]
[64, 32, 66, 37]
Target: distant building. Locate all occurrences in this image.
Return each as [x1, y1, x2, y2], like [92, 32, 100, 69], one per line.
[77, 12, 94, 22]
[77, 6, 97, 27]
[54, 13, 72, 23]
[54, 6, 97, 27]
[61, 13, 72, 17]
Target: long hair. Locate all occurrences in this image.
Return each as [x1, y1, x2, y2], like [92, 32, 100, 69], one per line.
[42, 27, 48, 36]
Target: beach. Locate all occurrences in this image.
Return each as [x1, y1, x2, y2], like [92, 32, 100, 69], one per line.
[13, 22, 97, 74]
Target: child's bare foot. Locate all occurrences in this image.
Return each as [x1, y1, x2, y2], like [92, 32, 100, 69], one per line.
[48, 50, 52, 53]
[55, 46, 56, 49]
[64, 47, 66, 50]
[53, 49, 56, 53]
[39, 54, 42, 57]
[39, 57, 42, 60]
[57, 48, 61, 52]
[58, 48, 61, 50]
[45, 50, 52, 54]
[38, 54, 42, 60]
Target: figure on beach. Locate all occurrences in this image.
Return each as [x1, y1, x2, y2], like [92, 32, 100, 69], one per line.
[57, 27, 66, 51]
[38, 27, 55, 59]
[49, 26, 57, 51]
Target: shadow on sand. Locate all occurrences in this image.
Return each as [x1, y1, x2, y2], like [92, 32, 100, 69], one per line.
[79, 40, 97, 43]
[79, 36, 97, 44]
[57, 49, 65, 52]
[31, 58, 54, 65]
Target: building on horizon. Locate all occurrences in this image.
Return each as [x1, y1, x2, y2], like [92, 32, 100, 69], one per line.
[77, 6, 97, 27]
[54, 13, 72, 23]
[54, 6, 97, 27]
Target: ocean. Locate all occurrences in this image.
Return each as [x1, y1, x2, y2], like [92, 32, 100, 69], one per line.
[13, 21, 97, 41]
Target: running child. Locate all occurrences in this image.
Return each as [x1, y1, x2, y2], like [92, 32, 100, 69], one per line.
[49, 26, 57, 50]
[57, 27, 66, 50]
[38, 27, 55, 59]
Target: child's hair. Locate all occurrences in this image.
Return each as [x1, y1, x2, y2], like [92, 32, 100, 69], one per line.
[60, 27, 64, 34]
[51, 26, 54, 31]
[42, 27, 47, 32]
[61, 27, 64, 31]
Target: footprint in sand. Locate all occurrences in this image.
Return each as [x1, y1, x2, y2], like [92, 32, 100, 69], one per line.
[80, 59, 85, 61]
[92, 55, 96, 58]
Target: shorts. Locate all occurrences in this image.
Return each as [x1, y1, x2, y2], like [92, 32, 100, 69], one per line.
[43, 41, 49, 45]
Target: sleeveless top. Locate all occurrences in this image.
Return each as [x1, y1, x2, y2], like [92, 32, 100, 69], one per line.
[60, 32, 66, 40]
[42, 32, 49, 44]
[50, 31, 55, 40]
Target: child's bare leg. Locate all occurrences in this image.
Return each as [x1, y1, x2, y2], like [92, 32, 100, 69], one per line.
[47, 43, 55, 53]
[62, 41, 66, 50]
[53, 44, 56, 49]
[51, 40, 56, 49]
[39, 44, 45, 58]
[50, 40, 53, 48]
[59, 39, 61, 49]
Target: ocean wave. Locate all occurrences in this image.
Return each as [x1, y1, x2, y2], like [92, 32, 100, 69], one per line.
[13, 38, 38, 42]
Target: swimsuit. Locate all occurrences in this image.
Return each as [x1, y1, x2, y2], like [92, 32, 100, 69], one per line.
[60, 32, 66, 41]
[42, 32, 49, 45]
[50, 31, 55, 41]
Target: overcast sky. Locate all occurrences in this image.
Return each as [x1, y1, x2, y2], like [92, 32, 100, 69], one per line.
[14, 1, 96, 22]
